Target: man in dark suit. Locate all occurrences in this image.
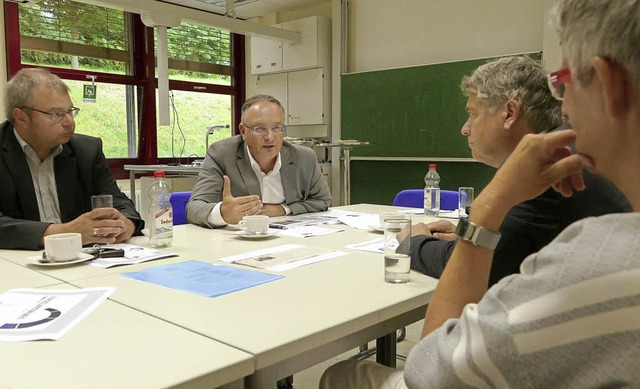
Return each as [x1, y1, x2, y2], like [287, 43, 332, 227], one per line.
[0, 68, 143, 249]
[187, 94, 331, 227]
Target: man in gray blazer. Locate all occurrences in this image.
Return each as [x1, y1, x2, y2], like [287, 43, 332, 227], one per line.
[0, 68, 144, 250]
[187, 94, 331, 227]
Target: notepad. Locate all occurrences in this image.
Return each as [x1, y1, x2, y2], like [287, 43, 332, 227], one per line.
[121, 260, 284, 297]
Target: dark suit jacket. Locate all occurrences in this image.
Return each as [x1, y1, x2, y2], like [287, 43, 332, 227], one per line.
[0, 121, 144, 249]
[187, 135, 332, 227]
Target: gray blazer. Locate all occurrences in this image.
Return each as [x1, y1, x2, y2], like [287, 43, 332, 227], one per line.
[187, 135, 332, 227]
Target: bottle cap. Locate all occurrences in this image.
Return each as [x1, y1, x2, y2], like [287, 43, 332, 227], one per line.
[153, 171, 166, 178]
[429, 163, 437, 169]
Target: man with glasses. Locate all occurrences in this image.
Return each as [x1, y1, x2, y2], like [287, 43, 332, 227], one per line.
[398, 56, 629, 287]
[0, 68, 144, 249]
[321, 0, 640, 386]
[187, 94, 331, 226]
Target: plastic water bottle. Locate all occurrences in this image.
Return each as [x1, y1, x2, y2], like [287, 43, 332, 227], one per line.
[424, 164, 440, 216]
[148, 171, 173, 247]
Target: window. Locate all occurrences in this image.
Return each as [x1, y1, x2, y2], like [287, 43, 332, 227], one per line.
[4, 0, 245, 178]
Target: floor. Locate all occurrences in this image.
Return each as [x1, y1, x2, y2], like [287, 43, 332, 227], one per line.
[286, 319, 424, 388]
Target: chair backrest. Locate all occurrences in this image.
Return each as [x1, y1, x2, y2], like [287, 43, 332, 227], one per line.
[392, 189, 459, 211]
[169, 191, 192, 226]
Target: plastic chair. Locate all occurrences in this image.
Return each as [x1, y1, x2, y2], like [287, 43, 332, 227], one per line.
[392, 189, 459, 211]
[169, 191, 192, 226]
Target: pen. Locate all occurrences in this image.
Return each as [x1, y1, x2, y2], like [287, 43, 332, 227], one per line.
[268, 224, 288, 230]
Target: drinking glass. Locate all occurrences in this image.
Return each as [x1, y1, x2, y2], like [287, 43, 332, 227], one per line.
[458, 187, 474, 218]
[384, 216, 411, 284]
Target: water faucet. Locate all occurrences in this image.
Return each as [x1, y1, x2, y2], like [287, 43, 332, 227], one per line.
[205, 124, 230, 150]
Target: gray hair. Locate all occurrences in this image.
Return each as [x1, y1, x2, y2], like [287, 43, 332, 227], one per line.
[550, 0, 640, 90]
[5, 68, 70, 123]
[461, 56, 562, 133]
[240, 94, 285, 124]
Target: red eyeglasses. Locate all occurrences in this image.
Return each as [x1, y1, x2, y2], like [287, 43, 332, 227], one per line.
[547, 68, 572, 101]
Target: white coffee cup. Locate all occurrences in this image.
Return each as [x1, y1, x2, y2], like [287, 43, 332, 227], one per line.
[44, 233, 82, 262]
[239, 215, 269, 235]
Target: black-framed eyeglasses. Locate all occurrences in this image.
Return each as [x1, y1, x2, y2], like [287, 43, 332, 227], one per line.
[243, 123, 286, 134]
[20, 106, 80, 122]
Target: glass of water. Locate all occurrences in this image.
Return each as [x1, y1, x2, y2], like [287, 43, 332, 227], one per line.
[383, 216, 411, 284]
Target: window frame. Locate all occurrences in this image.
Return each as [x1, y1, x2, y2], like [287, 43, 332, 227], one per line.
[3, 2, 245, 179]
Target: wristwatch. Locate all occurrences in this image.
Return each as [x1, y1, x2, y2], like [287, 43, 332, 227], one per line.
[455, 218, 501, 250]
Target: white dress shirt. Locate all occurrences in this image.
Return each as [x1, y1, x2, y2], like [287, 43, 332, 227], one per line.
[14, 129, 63, 223]
[208, 145, 291, 226]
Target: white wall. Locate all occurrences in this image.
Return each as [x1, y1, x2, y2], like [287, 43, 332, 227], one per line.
[349, 0, 545, 72]
[542, 0, 562, 71]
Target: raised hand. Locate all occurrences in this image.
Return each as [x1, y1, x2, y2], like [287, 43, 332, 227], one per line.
[482, 130, 592, 214]
[219, 175, 262, 224]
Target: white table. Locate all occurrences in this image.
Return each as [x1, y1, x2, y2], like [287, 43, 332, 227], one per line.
[0, 258, 64, 289]
[71, 204, 439, 388]
[0, 284, 254, 389]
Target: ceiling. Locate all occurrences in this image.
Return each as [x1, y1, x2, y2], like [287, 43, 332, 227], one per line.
[159, 0, 328, 19]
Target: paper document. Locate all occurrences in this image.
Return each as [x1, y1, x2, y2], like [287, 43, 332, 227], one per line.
[269, 214, 340, 230]
[345, 238, 385, 253]
[218, 244, 348, 272]
[0, 288, 114, 342]
[121, 260, 283, 297]
[90, 243, 177, 268]
[278, 226, 344, 238]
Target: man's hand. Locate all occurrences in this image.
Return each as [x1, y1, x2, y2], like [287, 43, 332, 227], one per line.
[486, 130, 592, 212]
[219, 175, 262, 224]
[259, 204, 286, 217]
[426, 220, 457, 240]
[41, 208, 127, 246]
[397, 222, 433, 243]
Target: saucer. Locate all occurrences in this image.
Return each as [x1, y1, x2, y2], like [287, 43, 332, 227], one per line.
[368, 224, 384, 233]
[28, 252, 94, 267]
[234, 230, 279, 239]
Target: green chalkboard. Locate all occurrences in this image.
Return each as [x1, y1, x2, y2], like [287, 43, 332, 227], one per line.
[341, 54, 539, 157]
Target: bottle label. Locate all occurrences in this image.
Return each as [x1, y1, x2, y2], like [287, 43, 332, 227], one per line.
[424, 188, 432, 209]
[155, 208, 173, 228]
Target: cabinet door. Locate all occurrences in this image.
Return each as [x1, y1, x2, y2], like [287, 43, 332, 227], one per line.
[287, 68, 324, 125]
[282, 17, 318, 71]
[254, 73, 288, 123]
[250, 35, 282, 74]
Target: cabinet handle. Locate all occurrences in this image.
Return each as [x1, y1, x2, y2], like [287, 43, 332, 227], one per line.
[256, 64, 262, 69]
[271, 62, 277, 66]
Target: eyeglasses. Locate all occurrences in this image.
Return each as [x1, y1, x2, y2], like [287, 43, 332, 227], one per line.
[20, 106, 80, 122]
[547, 68, 572, 101]
[243, 124, 285, 134]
